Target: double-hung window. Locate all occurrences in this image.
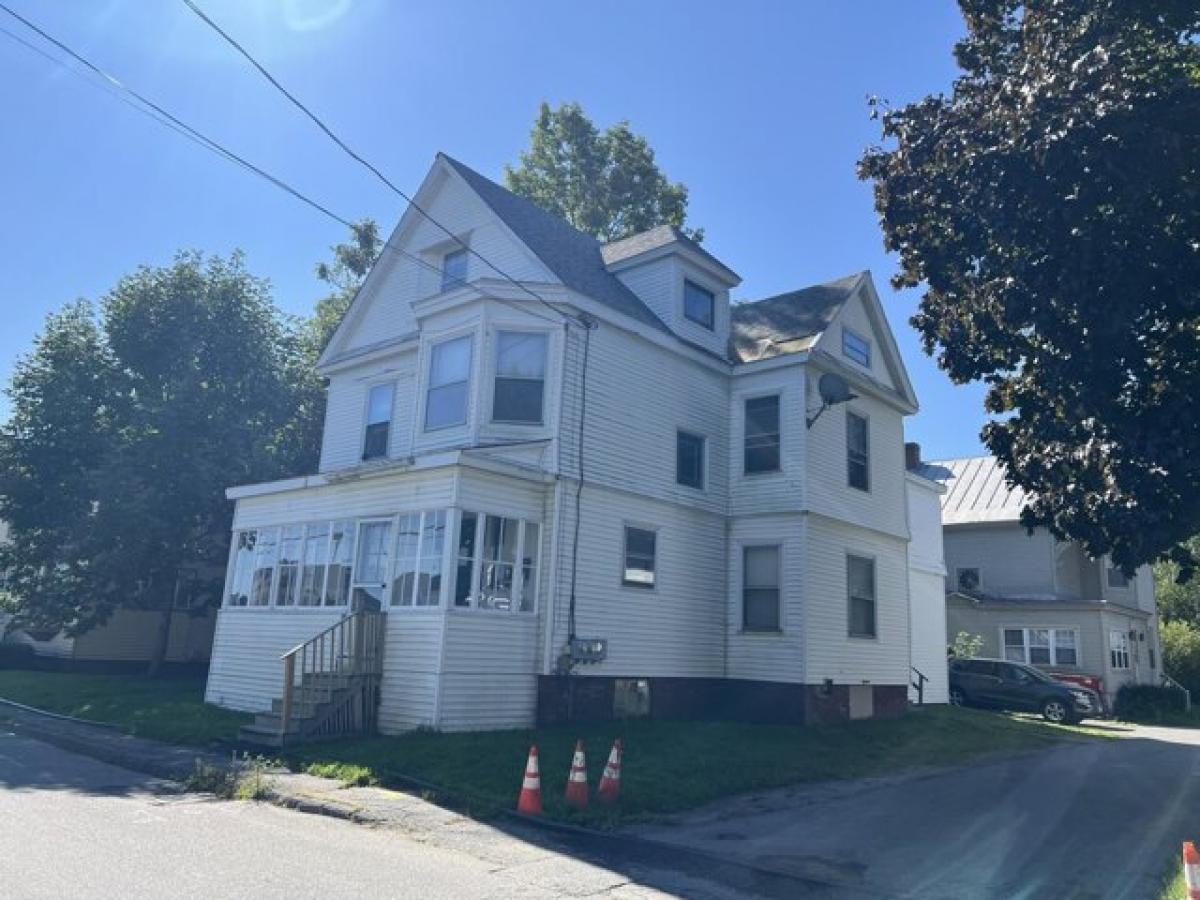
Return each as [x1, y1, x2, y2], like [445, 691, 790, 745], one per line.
[425, 335, 472, 430]
[1004, 627, 1078, 666]
[743, 545, 780, 631]
[846, 411, 869, 491]
[493, 331, 547, 424]
[676, 430, 705, 489]
[441, 248, 468, 291]
[363, 383, 394, 460]
[847, 555, 876, 638]
[744, 395, 780, 474]
[683, 280, 715, 330]
[842, 328, 871, 367]
[1110, 630, 1130, 670]
[622, 526, 657, 588]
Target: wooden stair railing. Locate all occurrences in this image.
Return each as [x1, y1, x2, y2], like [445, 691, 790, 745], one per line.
[278, 610, 385, 742]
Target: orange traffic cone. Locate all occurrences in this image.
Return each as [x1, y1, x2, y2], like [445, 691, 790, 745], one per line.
[1184, 841, 1200, 899]
[565, 739, 589, 809]
[597, 738, 623, 805]
[517, 745, 543, 815]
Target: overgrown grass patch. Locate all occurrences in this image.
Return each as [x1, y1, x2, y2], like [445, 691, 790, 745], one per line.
[283, 706, 1101, 827]
[0, 670, 250, 745]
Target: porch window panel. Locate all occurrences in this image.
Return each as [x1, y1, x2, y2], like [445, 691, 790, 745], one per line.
[324, 520, 356, 606]
[455, 512, 478, 607]
[1003, 628, 1026, 662]
[391, 513, 421, 607]
[298, 522, 330, 606]
[425, 336, 472, 430]
[416, 510, 446, 607]
[274, 525, 304, 606]
[519, 522, 540, 612]
[227, 530, 256, 607]
[249, 527, 279, 606]
[479, 515, 518, 610]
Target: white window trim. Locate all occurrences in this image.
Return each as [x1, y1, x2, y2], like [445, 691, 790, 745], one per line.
[846, 408, 871, 493]
[361, 381, 396, 461]
[682, 278, 716, 331]
[742, 392, 782, 477]
[421, 330, 475, 433]
[389, 510, 450, 611]
[1109, 629, 1131, 670]
[489, 328, 551, 426]
[846, 552, 878, 640]
[1000, 626, 1081, 667]
[225, 519, 359, 611]
[620, 522, 659, 591]
[450, 509, 541, 615]
[676, 428, 707, 491]
[741, 543, 782, 633]
[842, 326, 872, 368]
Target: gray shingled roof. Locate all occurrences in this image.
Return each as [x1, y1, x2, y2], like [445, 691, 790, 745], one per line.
[439, 154, 671, 335]
[924, 456, 1029, 525]
[729, 272, 864, 363]
[601, 224, 740, 281]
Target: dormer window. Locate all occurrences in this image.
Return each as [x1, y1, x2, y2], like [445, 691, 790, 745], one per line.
[363, 383, 394, 460]
[842, 328, 871, 367]
[441, 247, 468, 292]
[683, 280, 715, 330]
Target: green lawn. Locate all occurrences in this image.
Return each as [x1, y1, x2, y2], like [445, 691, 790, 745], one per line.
[0, 670, 250, 746]
[284, 706, 1103, 826]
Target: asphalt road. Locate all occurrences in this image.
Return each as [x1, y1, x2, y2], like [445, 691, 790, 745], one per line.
[0, 729, 750, 900]
[636, 722, 1200, 899]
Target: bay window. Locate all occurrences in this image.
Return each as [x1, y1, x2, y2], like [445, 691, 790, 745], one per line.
[425, 335, 472, 430]
[493, 331, 548, 424]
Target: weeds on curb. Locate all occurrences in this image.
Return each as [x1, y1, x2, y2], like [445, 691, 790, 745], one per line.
[183, 753, 273, 801]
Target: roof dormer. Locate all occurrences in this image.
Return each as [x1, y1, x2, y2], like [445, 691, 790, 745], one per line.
[602, 226, 741, 357]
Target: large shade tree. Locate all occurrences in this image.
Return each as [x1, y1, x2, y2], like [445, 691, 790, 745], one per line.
[0, 252, 308, 670]
[859, 0, 1200, 576]
[506, 102, 702, 242]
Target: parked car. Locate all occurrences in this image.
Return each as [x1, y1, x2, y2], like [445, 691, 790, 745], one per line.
[948, 658, 1101, 724]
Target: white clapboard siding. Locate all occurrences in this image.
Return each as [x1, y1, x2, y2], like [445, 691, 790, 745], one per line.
[613, 257, 676, 327]
[804, 376, 909, 541]
[546, 485, 726, 679]
[232, 470, 457, 530]
[943, 523, 1056, 599]
[558, 322, 731, 519]
[828, 290, 896, 390]
[378, 610, 445, 733]
[320, 351, 417, 473]
[205, 608, 346, 712]
[726, 513, 807, 683]
[906, 474, 948, 703]
[438, 613, 540, 731]
[803, 517, 911, 686]
[454, 467, 548, 523]
[729, 365, 806, 518]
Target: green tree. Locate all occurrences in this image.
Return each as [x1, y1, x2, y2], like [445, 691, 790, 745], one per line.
[0, 252, 306, 670]
[859, 1, 1200, 578]
[1156, 535, 1200, 625]
[506, 102, 701, 242]
[1161, 619, 1200, 695]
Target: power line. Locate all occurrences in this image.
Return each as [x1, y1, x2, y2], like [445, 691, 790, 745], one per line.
[177, 0, 573, 327]
[0, 3, 563, 329]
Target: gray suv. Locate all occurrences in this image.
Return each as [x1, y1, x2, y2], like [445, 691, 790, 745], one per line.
[949, 658, 1100, 724]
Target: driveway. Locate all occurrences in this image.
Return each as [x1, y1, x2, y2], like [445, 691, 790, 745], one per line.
[634, 723, 1200, 899]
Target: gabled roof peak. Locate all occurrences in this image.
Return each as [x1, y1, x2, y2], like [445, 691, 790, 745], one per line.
[729, 271, 866, 363]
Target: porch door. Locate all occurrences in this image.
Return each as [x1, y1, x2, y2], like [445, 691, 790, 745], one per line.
[351, 519, 393, 610]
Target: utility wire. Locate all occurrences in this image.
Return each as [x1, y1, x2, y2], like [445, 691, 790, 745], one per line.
[178, 0, 575, 327]
[0, 4, 562, 328]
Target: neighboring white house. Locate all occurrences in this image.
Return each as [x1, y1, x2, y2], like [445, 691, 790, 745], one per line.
[906, 448, 949, 704]
[927, 456, 1161, 705]
[204, 153, 945, 739]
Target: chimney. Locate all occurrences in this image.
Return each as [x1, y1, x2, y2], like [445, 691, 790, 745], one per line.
[905, 442, 922, 471]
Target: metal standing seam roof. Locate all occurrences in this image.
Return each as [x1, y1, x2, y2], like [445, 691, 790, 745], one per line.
[728, 272, 864, 363]
[921, 456, 1030, 525]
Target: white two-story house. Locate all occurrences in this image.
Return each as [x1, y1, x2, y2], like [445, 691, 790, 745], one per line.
[929, 456, 1161, 705]
[204, 153, 943, 742]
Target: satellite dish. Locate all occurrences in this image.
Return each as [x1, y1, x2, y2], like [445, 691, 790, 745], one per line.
[818, 372, 855, 406]
[807, 372, 859, 429]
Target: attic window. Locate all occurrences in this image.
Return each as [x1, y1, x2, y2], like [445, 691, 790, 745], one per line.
[684, 280, 715, 330]
[842, 328, 871, 367]
[442, 248, 468, 292]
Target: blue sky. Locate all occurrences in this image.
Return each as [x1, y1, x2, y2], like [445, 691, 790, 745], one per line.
[0, 0, 986, 458]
